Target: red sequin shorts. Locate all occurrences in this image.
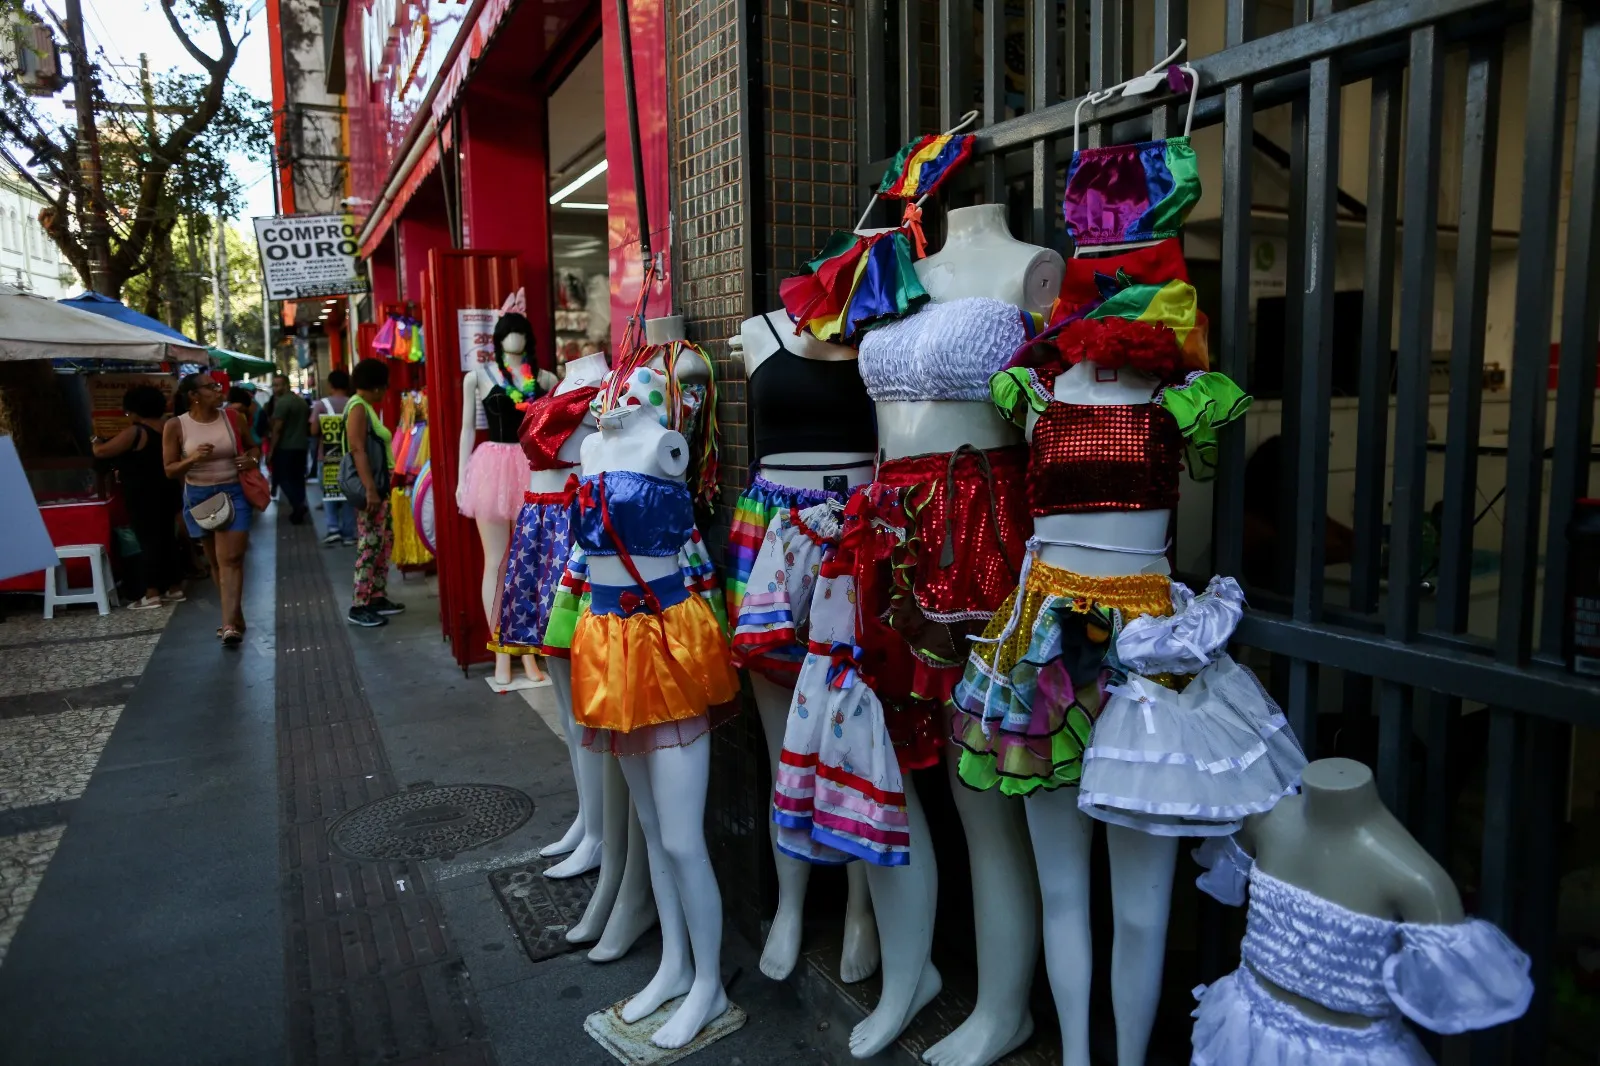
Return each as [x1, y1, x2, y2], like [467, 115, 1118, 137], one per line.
[856, 445, 1031, 710]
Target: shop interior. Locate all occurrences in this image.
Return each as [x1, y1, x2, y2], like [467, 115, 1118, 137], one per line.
[545, 44, 611, 371]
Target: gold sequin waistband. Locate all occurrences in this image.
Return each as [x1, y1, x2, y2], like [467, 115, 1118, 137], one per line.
[1023, 559, 1173, 619]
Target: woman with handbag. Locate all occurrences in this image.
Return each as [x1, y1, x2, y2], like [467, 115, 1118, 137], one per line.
[163, 371, 265, 646]
[343, 358, 405, 628]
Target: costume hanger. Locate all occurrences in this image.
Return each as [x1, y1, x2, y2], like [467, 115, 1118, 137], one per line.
[854, 109, 981, 233]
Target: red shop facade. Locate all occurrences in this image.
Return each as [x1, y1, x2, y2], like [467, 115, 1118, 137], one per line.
[342, 0, 673, 667]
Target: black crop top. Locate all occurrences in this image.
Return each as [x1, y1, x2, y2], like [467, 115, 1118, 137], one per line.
[749, 316, 876, 463]
[482, 386, 522, 444]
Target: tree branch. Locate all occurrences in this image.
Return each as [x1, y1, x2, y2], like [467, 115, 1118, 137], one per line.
[157, 0, 233, 75]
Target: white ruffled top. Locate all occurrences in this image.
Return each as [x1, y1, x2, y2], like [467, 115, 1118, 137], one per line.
[1116, 574, 1244, 675]
[1193, 837, 1534, 1034]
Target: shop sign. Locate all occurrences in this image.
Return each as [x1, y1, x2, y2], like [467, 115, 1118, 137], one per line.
[457, 308, 498, 372]
[87, 372, 174, 438]
[253, 214, 370, 300]
[1250, 237, 1288, 299]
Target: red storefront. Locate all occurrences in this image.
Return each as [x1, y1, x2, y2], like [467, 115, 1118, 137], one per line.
[341, 0, 672, 667]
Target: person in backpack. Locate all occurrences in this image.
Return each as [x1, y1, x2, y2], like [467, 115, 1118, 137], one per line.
[311, 368, 357, 546]
[345, 359, 405, 627]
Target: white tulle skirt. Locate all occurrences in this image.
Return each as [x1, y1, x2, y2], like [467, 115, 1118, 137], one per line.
[1078, 655, 1306, 836]
[1192, 966, 1434, 1066]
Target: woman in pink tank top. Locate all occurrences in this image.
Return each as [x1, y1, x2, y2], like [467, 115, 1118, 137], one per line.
[163, 371, 261, 646]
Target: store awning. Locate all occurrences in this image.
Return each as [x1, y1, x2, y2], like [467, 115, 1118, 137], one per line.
[0, 284, 206, 362]
[59, 291, 198, 345]
[209, 347, 278, 377]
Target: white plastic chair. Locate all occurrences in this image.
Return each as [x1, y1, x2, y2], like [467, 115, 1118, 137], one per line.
[43, 543, 120, 618]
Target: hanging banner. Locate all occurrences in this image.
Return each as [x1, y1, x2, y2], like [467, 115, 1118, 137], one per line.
[457, 308, 497, 372]
[253, 214, 370, 300]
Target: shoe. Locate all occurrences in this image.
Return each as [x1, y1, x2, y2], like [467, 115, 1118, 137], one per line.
[322, 532, 342, 547]
[368, 597, 406, 616]
[346, 606, 387, 627]
[127, 596, 165, 611]
[221, 626, 244, 646]
[342, 537, 357, 546]
[161, 589, 186, 602]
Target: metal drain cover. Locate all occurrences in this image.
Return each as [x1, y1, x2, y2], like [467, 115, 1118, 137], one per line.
[328, 784, 534, 861]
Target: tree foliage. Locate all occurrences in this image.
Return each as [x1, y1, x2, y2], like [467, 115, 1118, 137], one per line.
[0, 0, 269, 298]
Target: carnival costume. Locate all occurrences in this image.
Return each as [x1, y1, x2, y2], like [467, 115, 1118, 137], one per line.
[1190, 838, 1533, 1065]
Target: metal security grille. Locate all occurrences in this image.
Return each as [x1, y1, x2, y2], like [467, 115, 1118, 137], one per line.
[857, 0, 1599, 1060]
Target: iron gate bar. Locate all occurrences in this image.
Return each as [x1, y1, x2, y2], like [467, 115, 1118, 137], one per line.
[859, 0, 888, 204]
[1543, 9, 1600, 659]
[1150, 0, 1187, 140]
[939, 0, 965, 129]
[1349, 66, 1401, 617]
[981, 0, 1004, 203]
[1029, 0, 1060, 247]
[899, 0, 919, 149]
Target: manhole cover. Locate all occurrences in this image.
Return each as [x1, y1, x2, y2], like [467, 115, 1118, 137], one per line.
[328, 784, 534, 860]
[490, 855, 599, 962]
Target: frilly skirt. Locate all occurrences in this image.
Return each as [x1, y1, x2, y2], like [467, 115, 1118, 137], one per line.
[1078, 654, 1306, 836]
[1192, 965, 1433, 1066]
[456, 441, 529, 522]
[731, 498, 840, 685]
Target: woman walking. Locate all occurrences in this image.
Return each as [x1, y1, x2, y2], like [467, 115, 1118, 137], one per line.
[345, 358, 405, 627]
[164, 372, 259, 646]
[92, 385, 186, 609]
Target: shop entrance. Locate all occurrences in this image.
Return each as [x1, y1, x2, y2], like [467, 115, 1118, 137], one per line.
[546, 43, 612, 368]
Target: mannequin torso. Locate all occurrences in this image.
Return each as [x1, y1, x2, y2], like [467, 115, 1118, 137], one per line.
[527, 351, 607, 495]
[458, 333, 529, 485]
[581, 400, 692, 586]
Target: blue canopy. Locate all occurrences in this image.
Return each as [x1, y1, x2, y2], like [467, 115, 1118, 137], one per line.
[60, 291, 197, 345]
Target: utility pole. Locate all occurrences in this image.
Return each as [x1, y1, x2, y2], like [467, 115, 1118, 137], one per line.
[64, 0, 112, 294]
[216, 203, 231, 346]
[187, 217, 205, 345]
[209, 205, 224, 343]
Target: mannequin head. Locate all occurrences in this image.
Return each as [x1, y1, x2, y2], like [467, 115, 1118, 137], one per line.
[493, 311, 532, 369]
[584, 401, 690, 480]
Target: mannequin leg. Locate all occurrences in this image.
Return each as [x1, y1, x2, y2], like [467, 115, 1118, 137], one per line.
[1105, 825, 1178, 1066]
[568, 753, 630, 943]
[924, 749, 1039, 1066]
[642, 736, 728, 1049]
[616, 753, 695, 1024]
[540, 656, 585, 858]
[541, 658, 604, 877]
[840, 863, 877, 982]
[520, 653, 548, 683]
[1024, 788, 1095, 1066]
[590, 781, 658, 962]
[474, 517, 518, 688]
[850, 777, 941, 1059]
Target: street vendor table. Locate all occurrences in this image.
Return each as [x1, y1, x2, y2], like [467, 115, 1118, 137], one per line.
[0, 497, 113, 593]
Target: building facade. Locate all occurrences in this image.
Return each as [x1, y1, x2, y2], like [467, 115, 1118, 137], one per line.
[0, 166, 73, 298]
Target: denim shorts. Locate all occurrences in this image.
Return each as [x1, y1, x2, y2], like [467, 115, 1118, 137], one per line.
[183, 481, 253, 537]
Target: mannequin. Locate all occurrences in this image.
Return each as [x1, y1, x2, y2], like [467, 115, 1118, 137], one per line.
[457, 296, 556, 692]
[575, 354, 732, 1049]
[866, 205, 1060, 1066]
[1021, 357, 1178, 1066]
[730, 309, 879, 984]
[530, 350, 608, 878]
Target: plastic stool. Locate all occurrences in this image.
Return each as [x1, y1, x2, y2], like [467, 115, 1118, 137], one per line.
[43, 544, 120, 618]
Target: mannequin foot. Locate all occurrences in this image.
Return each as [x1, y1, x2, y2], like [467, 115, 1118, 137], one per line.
[839, 907, 881, 984]
[543, 837, 602, 879]
[485, 674, 537, 694]
[621, 957, 694, 1024]
[651, 979, 729, 1049]
[589, 898, 657, 962]
[520, 655, 551, 687]
[539, 814, 585, 858]
[759, 902, 804, 980]
[850, 961, 941, 1059]
[922, 1009, 1033, 1066]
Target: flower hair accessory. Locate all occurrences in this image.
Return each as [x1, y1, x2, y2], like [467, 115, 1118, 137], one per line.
[500, 288, 527, 316]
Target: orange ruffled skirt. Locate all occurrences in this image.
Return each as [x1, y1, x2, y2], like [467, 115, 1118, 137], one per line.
[570, 591, 739, 737]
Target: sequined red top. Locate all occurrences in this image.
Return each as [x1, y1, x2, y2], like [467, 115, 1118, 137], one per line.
[518, 385, 600, 470]
[1029, 402, 1183, 514]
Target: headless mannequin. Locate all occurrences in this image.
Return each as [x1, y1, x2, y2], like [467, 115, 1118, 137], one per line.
[864, 205, 1062, 1066]
[1237, 758, 1463, 1028]
[580, 395, 729, 1050]
[731, 310, 879, 985]
[1025, 358, 1178, 1066]
[535, 351, 608, 879]
[458, 330, 546, 692]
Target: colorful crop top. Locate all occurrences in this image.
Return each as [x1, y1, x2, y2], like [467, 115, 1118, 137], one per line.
[571, 470, 695, 558]
[857, 297, 1032, 402]
[1195, 838, 1534, 1033]
[1062, 137, 1201, 249]
[991, 368, 1250, 515]
[519, 385, 599, 470]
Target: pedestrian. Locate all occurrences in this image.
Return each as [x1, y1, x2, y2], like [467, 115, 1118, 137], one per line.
[91, 385, 185, 609]
[269, 373, 311, 524]
[310, 368, 357, 546]
[345, 358, 405, 627]
[164, 371, 259, 646]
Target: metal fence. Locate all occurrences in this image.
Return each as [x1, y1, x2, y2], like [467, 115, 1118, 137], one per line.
[856, 0, 1599, 1060]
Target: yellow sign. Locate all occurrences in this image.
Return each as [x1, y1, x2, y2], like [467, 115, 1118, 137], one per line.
[319, 412, 346, 499]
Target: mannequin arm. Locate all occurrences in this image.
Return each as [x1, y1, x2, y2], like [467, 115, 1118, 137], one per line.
[458, 372, 478, 489]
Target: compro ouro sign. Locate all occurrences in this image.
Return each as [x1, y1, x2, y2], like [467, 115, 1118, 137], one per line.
[253, 214, 369, 300]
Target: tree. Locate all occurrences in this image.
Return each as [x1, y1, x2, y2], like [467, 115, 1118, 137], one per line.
[0, 1, 269, 298]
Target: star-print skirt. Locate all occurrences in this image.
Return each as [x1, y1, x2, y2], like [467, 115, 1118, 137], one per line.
[489, 491, 573, 655]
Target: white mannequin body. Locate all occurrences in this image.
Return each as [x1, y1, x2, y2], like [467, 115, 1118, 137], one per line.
[862, 206, 1062, 1066]
[732, 310, 879, 984]
[578, 395, 728, 1050]
[1025, 359, 1177, 1066]
[533, 351, 609, 879]
[458, 331, 545, 691]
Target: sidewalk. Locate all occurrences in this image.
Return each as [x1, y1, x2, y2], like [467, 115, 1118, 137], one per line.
[0, 503, 837, 1065]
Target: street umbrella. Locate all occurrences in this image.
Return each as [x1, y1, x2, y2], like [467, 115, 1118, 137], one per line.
[208, 347, 278, 377]
[59, 290, 198, 345]
[0, 283, 206, 362]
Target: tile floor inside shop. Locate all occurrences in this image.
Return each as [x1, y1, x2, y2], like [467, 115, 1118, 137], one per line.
[0, 605, 165, 966]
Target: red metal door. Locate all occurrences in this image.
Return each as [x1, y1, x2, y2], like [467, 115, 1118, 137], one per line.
[421, 249, 524, 670]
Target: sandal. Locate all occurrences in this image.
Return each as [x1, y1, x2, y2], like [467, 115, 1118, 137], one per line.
[221, 627, 244, 646]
